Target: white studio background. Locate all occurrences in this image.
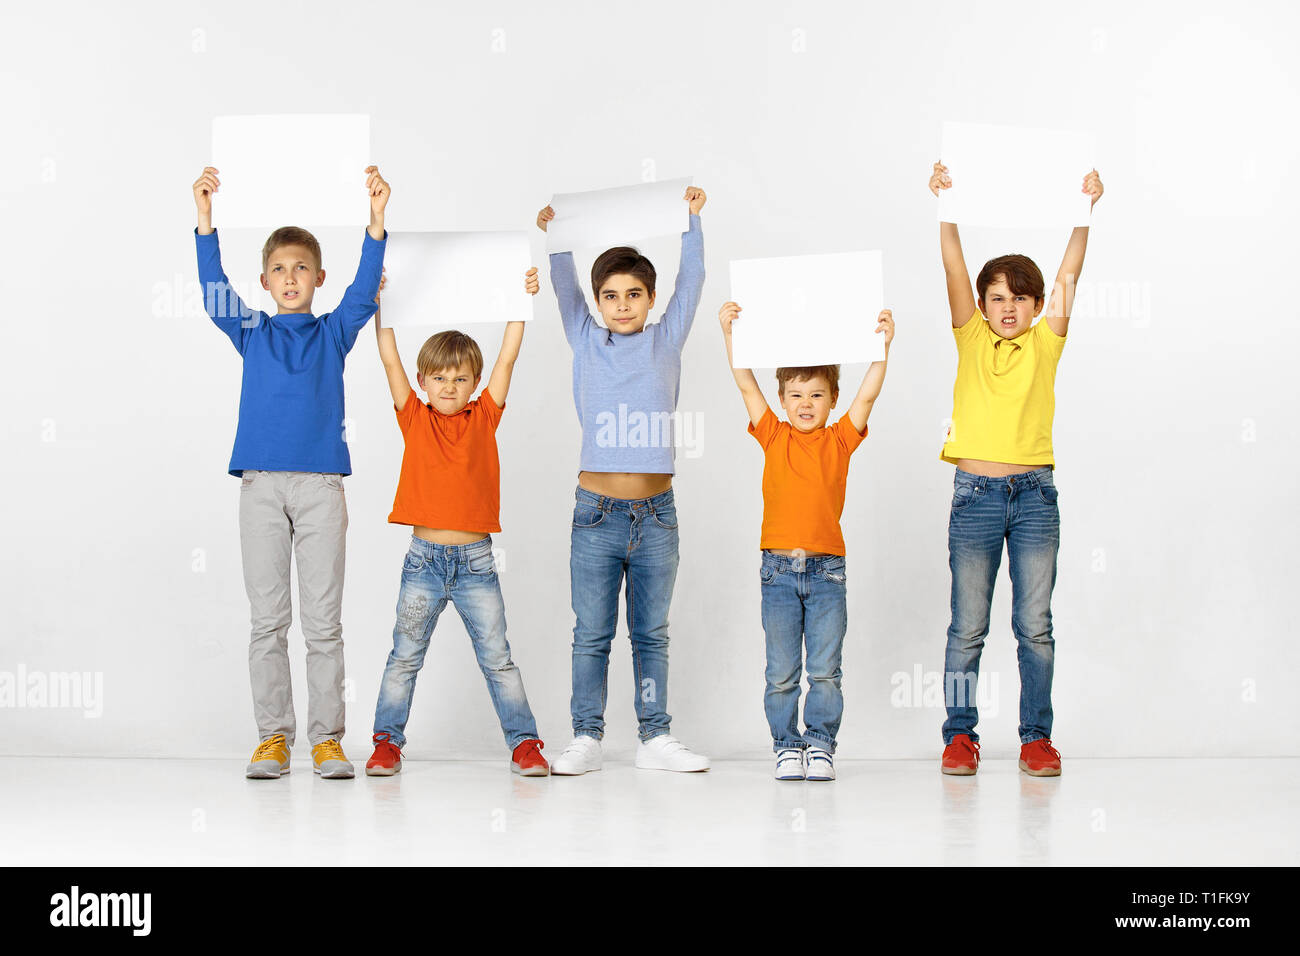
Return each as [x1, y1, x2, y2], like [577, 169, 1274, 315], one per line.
[1, 1, 1296, 760]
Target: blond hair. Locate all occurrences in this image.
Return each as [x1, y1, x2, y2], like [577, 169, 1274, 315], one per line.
[416, 330, 483, 380]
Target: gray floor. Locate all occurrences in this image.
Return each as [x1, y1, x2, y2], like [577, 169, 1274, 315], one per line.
[2, 757, 1295, 866]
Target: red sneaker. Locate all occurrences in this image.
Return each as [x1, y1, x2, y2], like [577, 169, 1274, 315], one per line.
[1019, 738, 1061, 776]
[511, 739, 549, 777]
[941, 734, 980, 775]
[365, 732, 402, 776]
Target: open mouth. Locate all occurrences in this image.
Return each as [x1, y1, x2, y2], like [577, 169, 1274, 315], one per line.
[1000, 316, 1017, 327]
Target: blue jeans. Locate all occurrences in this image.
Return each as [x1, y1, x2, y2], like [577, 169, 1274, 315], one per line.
[569, 486, 679, 742]
[373, 534, 539, 750]
[760, 550, 848, 753]
[943, 467, 1059, 746]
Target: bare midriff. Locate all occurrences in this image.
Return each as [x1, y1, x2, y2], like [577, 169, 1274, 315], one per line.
[954, 458, 1043, 477]
[766, 547, 835, 557]
[578, 471, 672, 500]
[414, 527, 489, 545]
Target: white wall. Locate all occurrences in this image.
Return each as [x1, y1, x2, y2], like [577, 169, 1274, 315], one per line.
[1, 1, 1296, 759]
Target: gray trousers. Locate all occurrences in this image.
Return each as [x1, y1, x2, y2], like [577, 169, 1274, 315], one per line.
[239, 470, 348, 748]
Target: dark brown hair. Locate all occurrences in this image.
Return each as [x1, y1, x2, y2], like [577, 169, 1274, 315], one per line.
[591, 246, 657, 301]
[975, 254, 1045, 309]
[776, 365, 840, 402]
[416, 330, 484, 380]
[261, 226, 322, 273]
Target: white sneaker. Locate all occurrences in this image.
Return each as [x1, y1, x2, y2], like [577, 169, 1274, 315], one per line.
[635, 734, 710, 772]
[550, 735, 602, 775]
[774, 748, 805, 780]
[805, 747, 835, 781]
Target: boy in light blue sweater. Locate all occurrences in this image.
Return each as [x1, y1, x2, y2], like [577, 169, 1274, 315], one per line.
[534, 187, 710, 774]
[192, 165, 389, 780]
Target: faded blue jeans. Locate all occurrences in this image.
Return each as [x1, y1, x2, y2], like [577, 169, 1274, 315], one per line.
[943, 467, 1059, 746]
[760, 550, 848, 754]
[569, 486, 679, 742]
[373, 534, 539, 750]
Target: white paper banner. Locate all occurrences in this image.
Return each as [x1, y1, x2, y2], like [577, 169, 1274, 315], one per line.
[546, 177, 693, 253]
[937, 121, 1095, 228]
[211, 114, 371, 228]
[378, 231, 533, 328]
[729, 251, 885, 369]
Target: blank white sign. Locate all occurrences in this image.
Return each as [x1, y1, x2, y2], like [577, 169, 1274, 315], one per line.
[211, 114, 371, 228]
[378, 231, 533, 328]
[546, 177, 692, 253]
[937, 121, 1095, 228]
[729, 251, 885, 369]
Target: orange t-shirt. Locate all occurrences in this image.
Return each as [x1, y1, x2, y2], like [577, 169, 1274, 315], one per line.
[748, 407, 867, 555]
[389, 386, 504, 533]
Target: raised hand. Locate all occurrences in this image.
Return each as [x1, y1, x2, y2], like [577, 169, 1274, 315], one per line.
[929, 161, 951, 197]
[365, 165, 390, 218]
[875, 309, 895, 349]
[524, 267, 539, 295]
[536, 205, 555, 232]
[718, 300, 741, 334]
[193, 166, 220, 215]
[1082, 169, 1104, 208]
[685, 186, 707, 215]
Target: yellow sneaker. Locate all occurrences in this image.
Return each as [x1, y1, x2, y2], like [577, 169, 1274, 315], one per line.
[246, 733, 290, 779]
[311, 739, 355, 779]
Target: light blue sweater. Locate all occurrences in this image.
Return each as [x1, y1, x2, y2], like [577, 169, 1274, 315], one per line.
[548, 214, 705, 475]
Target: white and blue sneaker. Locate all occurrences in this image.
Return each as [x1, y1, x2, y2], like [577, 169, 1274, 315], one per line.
[805, 747, 835, 781]
[775, 748, 805, 781]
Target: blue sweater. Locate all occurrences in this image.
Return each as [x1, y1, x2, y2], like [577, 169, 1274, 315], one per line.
[549, 214, 705, 475]
[195, 227, 387, 476]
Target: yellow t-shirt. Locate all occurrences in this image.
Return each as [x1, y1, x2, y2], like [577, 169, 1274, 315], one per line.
[940, 309, 1066, 466]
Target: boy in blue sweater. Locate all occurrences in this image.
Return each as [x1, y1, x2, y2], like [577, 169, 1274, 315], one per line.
[535, 187, 710, 774]
[192, 165, 389, 780]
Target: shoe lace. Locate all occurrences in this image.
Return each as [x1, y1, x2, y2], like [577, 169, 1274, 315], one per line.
[372, 735, 401, 760]
[314, 739, 345, 762]
[1034, 738, 1060, 760]
[516, 739, 544, 759]
[252, 735, 286, 761]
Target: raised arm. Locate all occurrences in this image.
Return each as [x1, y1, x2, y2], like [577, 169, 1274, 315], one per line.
[718, 301, 770, 428]
[658, 186, 707, 350]
[193, 166, 257, 352]
[1044, 169, 1104, 336]
[537, 204, 593, 345]
[485, 268, 538, 405]
[846, 310, 895, 433]
[323, 166, 389, 353]
[374, 283, 413, 412]
[930, 162, 977, 328]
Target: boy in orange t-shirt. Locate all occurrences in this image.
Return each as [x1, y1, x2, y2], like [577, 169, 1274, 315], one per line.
[365, 268, 548, 777]
[718, 301, 895, 781]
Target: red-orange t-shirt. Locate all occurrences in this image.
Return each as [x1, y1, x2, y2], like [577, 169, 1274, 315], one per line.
[389, 386, 504, 532]
[748, 407, 867, 555]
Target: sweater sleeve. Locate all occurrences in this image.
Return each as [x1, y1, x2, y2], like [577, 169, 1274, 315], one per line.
[195, 228, 260, 354]
[323, 230, 387, 355]
[548, 250, 594, 347]
[657, 213, 705, 351]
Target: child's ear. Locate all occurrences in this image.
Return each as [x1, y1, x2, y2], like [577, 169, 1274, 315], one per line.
[316, 269, 326, 288]
[648, 290, 657, 309]
[260, 274, 270, 290]
[416, 371, 424, 390]
[1034, 296, 1045, 317]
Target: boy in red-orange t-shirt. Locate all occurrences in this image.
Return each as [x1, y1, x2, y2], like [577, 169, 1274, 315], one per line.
[718, 300, 895, 782]
[365, 268, 548, 778]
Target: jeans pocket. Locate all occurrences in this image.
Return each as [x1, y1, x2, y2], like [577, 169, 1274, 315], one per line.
[819, 558, 847, 586]
[402, 550, 426, 574]
[1037, 480, 1059, 506]
[466, 549, 496, 575]
[572, 505, 606, 529]
[760, 563, 777, 586]
[651, 504, 678, 530]
[952, 478, 978, 511]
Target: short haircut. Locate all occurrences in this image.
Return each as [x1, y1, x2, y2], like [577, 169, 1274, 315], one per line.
[776, 365, 840, 402]
[975, 254, 1045, 308]
[591, 246, 657, 301]
[262, 226, 322, 273]
[416, 330, 484, 381]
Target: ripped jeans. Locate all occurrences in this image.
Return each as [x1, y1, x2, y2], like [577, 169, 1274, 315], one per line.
[372, 534, 539, 750]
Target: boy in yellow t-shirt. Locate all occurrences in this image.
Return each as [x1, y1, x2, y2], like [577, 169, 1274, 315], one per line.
[928, 161, 1104, 778]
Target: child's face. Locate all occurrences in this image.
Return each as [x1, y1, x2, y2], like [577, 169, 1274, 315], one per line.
[418, 364, 479, 416]
[261, 243, 324, 314]
[780, 376, 836, 433]
[981, 276, 1042, 339]
[597, 273, 655, 335]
